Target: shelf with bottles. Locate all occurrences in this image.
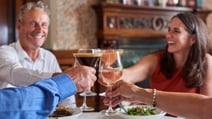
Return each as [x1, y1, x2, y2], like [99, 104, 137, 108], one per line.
[103, 0, 203, 10]
[93, 0, 210, 49]
[99, 1, 193, 12]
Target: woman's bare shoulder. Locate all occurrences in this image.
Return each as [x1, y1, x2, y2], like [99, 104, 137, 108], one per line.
[138, 51, 161, 69]
[206, 53, 212, 67]
[143, 50, 163, 61]
[206, 53, 212, 60]
[140, 53, 159, 63]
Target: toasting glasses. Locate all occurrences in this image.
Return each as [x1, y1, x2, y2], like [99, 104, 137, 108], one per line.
[73, 49, 101, 111]
[99, 49, 123, 116]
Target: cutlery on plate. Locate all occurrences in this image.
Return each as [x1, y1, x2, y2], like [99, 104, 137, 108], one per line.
[119, 103, 128, 114]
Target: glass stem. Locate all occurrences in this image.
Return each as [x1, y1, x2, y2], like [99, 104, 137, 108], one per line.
[82, 95, 87, 107]
[107, 86, 114, 113]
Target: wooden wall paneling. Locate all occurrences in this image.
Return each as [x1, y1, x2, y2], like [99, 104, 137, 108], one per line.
[0, 0, 15, 45]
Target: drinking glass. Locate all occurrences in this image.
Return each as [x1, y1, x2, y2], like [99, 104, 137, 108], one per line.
[73, 49, 102, 111]
[99, 49, 123, 116]
[98, 49, 123, 97]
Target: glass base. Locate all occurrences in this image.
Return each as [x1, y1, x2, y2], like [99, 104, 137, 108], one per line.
[80, 91, 97, 97]
[98, 92, 106, 97]
[100, 109, 118, 116]
[80, 105, 94, 112]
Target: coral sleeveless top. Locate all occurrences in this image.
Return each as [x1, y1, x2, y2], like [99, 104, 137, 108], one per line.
[150, 53, 199, 93]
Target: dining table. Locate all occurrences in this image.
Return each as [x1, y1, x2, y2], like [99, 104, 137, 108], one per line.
[78, 112, 184, 119]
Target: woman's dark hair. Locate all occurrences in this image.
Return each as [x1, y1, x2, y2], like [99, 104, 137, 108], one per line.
[160, 12, 211, 88]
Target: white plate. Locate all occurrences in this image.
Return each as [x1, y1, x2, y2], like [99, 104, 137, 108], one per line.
[117, 105, 166, 119]
[49, 107, 82, 119]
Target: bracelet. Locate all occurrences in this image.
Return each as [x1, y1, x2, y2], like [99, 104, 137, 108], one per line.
[152, 88, 157, 107]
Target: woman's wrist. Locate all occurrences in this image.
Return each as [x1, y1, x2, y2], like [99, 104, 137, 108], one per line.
[152, 89, 157, 107]
[131, 86, 152, 105]
[135, 88, 154, 105]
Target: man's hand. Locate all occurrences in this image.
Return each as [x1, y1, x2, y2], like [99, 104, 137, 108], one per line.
[65, 66, 96, 92]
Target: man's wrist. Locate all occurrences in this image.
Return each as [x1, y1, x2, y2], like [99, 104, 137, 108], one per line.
[52, 72, 62, 77]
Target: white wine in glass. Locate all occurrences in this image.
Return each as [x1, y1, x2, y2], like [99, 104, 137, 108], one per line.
[99, 49, 123, 116]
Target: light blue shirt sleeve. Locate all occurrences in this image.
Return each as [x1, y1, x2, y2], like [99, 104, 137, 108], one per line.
[0, 74, 77, 119]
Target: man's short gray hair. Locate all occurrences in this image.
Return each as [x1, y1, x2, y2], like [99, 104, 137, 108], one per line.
[17, 0, 50, 23]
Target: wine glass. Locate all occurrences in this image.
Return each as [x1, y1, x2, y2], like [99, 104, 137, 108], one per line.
[98, 49, 123, 97]
[99, 49, 123, 116]
[73, 48, 102, 111]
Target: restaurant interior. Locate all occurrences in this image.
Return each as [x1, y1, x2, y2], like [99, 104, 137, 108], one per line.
[1, 0, 212, 114]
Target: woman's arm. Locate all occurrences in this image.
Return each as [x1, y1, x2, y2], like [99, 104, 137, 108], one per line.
[154, 90, 211, 119]
[122, 53, 158, 83]
[200, 54, 212, 96]
[106, 80, 212, 119]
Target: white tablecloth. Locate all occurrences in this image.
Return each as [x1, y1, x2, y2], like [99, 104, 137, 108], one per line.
[78, 112, 184, 119]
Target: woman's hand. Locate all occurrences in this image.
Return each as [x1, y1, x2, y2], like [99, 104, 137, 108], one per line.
[104, 80, 142, 107]
[98, 77, 108, 87]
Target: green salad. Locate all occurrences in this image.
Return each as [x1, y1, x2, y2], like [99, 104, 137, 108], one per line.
[127, 106, 156, 116]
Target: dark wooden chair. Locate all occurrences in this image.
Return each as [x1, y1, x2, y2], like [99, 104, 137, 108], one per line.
[51, 49, 78, 71]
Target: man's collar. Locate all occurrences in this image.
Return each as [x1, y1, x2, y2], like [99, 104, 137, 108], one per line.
[15, 40, 44, 61]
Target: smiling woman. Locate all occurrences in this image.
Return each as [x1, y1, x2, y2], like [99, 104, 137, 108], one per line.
[119, 12, 212, 104]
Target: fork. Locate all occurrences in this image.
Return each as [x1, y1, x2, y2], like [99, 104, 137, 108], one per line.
[119, 103, 128, 114]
